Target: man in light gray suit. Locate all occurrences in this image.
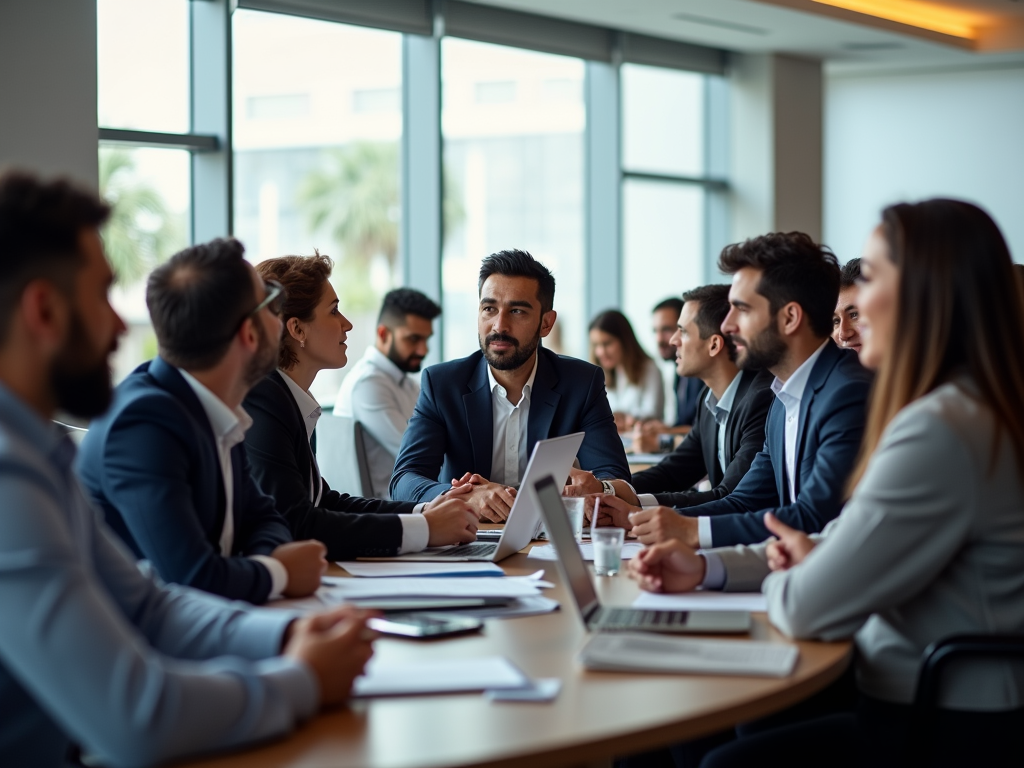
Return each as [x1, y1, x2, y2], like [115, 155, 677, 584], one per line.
[0, 171, 374, 768]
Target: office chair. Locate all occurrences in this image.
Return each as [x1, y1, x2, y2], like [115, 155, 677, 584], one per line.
[314, 415, 373, 497]
[910, 634, 1024, 768]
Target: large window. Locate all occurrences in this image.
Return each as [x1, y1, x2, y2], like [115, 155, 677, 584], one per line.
[97, 0, 192, 383]
[441, 39, 586, 361]
[233, 10, 403, 403]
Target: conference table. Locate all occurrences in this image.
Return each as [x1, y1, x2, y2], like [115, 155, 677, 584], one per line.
[180, 547, 851, 768]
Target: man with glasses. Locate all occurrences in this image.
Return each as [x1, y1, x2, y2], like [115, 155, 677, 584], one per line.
[78, 238, 327, 604]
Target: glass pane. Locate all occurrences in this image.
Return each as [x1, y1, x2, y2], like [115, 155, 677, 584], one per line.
[621, 64, 705, 178]
[622, 180, 705, 362]
[99, 145, 191, 384]
[442, 39, 586, 361]
[97, 0, 190, 132]
[232, 10, 403, 404]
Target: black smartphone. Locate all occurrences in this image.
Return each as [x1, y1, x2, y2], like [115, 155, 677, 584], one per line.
[368, 613, 484, 639]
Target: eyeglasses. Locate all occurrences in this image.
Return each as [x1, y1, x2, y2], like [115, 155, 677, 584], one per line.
[249, 280, 286, 318]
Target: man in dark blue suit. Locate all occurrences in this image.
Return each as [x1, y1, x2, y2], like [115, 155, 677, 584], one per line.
[607, 232, 871, 548]
[78, 239, 327, 604]
[390, 249, 630, 521]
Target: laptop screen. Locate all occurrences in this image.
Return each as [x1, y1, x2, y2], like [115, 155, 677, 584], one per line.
[531, 475, 600, 619]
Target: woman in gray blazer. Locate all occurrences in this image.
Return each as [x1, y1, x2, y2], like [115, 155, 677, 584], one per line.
[633, 199, 1024, 767]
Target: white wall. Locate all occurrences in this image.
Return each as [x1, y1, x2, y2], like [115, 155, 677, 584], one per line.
[825, 64, 1024, 263]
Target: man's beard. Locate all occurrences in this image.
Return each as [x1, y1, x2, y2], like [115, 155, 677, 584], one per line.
[479, 326, 541, 372]
[387, 338, 423, 373]
[658, 343, 676, 362]
[244, 316, 280, 388]
[733, 318, 786, 371]
[51, 310, 116, 419]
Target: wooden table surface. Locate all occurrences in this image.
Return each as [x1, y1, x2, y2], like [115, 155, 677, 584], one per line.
[178, 551, 851, 768]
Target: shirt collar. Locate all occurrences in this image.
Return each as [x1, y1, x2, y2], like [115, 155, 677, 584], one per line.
[771, 340, 830, 402]
[278, 369, 322, 443]
[178, 369, 252, 447]
[366, 346, 407, 386]
[705, 370, 744, 426]
[487, 352, 539, 405]
[0, 381, 70, 467]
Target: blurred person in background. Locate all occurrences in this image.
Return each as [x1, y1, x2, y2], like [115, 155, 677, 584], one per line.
[589, 309, 664, 431]
[832, 258, 862, 353]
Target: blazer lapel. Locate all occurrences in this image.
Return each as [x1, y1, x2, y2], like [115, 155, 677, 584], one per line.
[698, 398, 720, 485]
[270, 371, 314, 479]
[768, 400, 788, 504]
[464, 356, 494, 480]
[527, 349, 561, 450]
[793, 344, 839, 498]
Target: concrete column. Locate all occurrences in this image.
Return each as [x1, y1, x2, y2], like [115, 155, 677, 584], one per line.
[729, 53, 823, 244]
[0, 1, 99, 188]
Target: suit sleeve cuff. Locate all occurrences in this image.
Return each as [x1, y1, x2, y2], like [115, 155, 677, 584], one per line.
[398, 514, 430, 554]
[412, 503, 427, 515]
[637, 493, 659, 508]
[700, 552, 726, 590]
[697, 516, 714, 549]
[250, 555, 288, 599]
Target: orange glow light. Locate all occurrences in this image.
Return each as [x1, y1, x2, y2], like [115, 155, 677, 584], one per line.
[812, 0, 985, 40]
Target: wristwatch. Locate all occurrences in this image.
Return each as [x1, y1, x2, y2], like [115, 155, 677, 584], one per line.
[600, 480, 616, 495]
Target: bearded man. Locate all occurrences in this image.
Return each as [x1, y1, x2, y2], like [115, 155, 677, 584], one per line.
[78, 238, 327, 604]
[600, 232, 872, 550]
[389, 249, 629, 521]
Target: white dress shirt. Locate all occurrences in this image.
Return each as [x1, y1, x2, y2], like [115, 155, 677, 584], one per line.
[335, 346, 420, 500]
[285, 370, 428, 553]
[179, 370, 288, 598]
[487, 354, 538, 487]
[605, 358, 665, 422]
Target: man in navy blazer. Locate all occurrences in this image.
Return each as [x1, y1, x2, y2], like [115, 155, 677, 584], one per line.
[390, 250, 629, 519]
[78, 239, 327, 604]
[617, 233, 871, 548]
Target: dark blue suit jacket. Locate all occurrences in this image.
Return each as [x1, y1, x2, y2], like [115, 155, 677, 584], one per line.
[76, 357, 292, 603]
[390, 347, 631, 502]
[682, 342, 872, 547]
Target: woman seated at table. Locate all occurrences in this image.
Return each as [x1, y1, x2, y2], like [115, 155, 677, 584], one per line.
[632, 199, 1024, 767]
[243, 253, 478, 561]
[589, 309, 664, 431]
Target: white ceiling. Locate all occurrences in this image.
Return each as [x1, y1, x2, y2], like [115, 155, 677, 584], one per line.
[461, 0, 1024, 71]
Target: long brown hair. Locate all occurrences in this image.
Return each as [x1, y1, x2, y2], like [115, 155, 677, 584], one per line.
[848, 200, 1024, 492]
[589, 309, 653, 388]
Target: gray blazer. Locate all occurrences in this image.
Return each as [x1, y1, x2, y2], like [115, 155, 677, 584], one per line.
[714, 381, 1024, 710]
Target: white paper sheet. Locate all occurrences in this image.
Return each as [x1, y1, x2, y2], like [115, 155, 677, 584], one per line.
[579, 633, 798, 677]
[527, 542, 645, 562]
[632, 590, 768, 612]
[353, 656, 527, 697]
[318, 576, 542, 601]
[446, 596, 560, 619]
[338, 561, 505, 578]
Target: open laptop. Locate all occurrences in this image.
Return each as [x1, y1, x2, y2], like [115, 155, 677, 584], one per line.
[530, 474, 750, 634]
[363, 432, 585, 563]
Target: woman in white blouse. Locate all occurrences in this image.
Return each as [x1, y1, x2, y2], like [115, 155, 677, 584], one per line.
[589, 309, 664, 430]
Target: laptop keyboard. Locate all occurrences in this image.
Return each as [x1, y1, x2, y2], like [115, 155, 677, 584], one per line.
[432, 542, 498, 558]
[597, 608, 688, 629]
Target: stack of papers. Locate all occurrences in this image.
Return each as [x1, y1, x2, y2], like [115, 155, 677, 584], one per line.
[632, 591, 768, 612]
[353, 656, 528, 697]
[319, 576, 545, 602]
[338, 561, 505, 578]
[528, 542, 645, 562]
[579, 632, 799, 677]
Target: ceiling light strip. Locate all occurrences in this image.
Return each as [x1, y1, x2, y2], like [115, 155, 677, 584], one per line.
[811, 0, 978, 39]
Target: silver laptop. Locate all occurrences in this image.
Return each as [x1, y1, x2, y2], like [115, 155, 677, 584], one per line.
[529, 474, 750, 634]
[365, 432, 585, 563]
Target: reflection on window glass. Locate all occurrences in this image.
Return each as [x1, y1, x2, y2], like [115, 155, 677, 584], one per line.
[232, 10, 402, 404]
[621, 64, 705, 178]
[442, 38, 586, 362]
[97, 0, 189, 132]
[99, 146, 190, 383]
[622, 180, 705, 361]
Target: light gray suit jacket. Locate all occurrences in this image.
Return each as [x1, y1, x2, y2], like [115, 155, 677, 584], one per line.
[0, 385, 317, 768]
[712, 381, 1024, 710]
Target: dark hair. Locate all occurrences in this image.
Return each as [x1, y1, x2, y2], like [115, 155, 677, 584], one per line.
[478, 249, 555, 314]
[256, 252, 333, 369]
[840, 258, 862, 290]
[718, 232, 840, 338]
[589, 309, 653, 387]
[147, 238, 257, 370]
[850, 199, 1024, 491]
[680, 284, 736, 362]
[0, 170, 110, 343]
[379, 288, 442, 329]
[652, 297, 684, 316]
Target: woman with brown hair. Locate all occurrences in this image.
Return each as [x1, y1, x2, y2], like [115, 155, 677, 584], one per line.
[589, 309, 665, 430]
[633, 200, 1024, 766]
[243, 253, 478, 561]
